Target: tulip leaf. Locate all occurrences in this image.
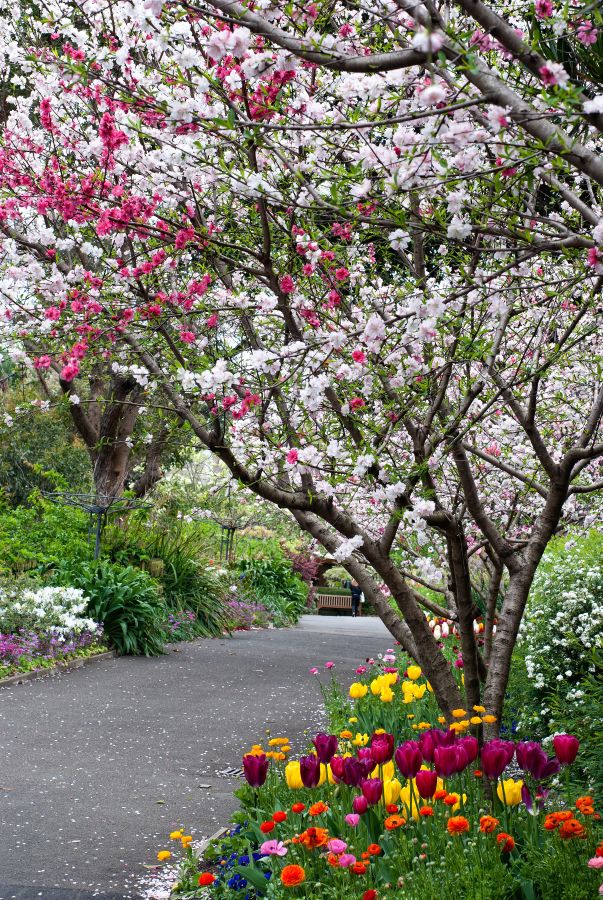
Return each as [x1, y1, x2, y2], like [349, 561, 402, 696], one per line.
[233, 865, 268, 895]
[519, 880, 537, 900]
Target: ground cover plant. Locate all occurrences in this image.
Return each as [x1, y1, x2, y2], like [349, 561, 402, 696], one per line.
[160, 646, 602, 899]
[0, 581, 106, 677]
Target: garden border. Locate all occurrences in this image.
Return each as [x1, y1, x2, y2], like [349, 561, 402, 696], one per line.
[0, 649, 116, 688]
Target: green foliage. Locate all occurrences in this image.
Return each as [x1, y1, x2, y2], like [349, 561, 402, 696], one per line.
[0, 493, 91, 573]
[237, 555, 308, 625]
[52, 559, 167, 656]
[0, 408, 91, 506]
[103, 517, 227, 636]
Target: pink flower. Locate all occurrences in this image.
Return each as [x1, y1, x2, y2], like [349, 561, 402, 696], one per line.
[352, 349, 367, 364]
[588, 857, 603, 869]
[576, 21, 598, 45]
[286, 449, 299, 465]
[206, 314, 219, 328]
[260, 839, 287, 857]
[355, 666, 367, 675]
[535, 0, 553, 18]
[338, 854, 357, 867]
[309, 667, 319, 675]
[345, 813, 360, 827]
[180, 330, 196, 343]
[280, 274, 295, 293]
[325, 661, 335, 669]
[60, 361, 80, 382]
[327, 839, 347, 854]
[539, 62, 569, 87]
[334, 267, 350, 281]
[349, 397, 365, 410]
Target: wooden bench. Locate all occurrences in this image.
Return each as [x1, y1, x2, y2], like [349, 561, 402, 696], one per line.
[315, 592, 360, 615]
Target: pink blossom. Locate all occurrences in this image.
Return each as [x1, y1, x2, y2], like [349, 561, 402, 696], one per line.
[338, 853, 357, 867]
[352, 349, 367, 364]
[355, 666, 367, 675]
[280, 274, 295, 293]
[349, 397, 366, 410]
[327, 839, 347, 854]
[206, 314, 219, 327]
[180, 330, 196, 343]
[576, 21, 598, 45]
[345, 814, 360, 827]
[286, 448, 298, 465]
[588, 857, 603, 869]
[60, 361, 80, 382]
[325, 661, 335, 669]
[334, 267, 349, 281]
[535, 0, 553, 18]
[260, 839, 287, 856]
[539, 62, 569, 88]
[34, 355, 52, 370]
[309, 667, 319, 675]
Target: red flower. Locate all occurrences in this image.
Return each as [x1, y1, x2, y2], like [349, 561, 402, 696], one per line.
[497, 833, 515, 852]
[260, 821, 275, 833]
[291, 803, 306, 813]
[198, 873, 216, 886]
[273, 811, 287, 823]
[363, 892, 378, 900]
[352, 862, 367, 874]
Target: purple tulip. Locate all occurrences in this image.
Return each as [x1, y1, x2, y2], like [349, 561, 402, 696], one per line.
[312, 733, 338, 764]
[516, 742, 560, 780]
[243, 753, 270, 788]
[330, 756, 345, 781]
[341, 757, 371, 787]
[415, 769, 438, 799]
[395, 741, 423, 779]
[370, 732, 395, 764]
[481, 740, 515, 779]
[299, 754, 321, 788]
[553, 734, 580, 765]
[434, 744, 466, 778]
[522, 783, 550, 814]
[419, 728, 454, 762]
[352, 794, 368, 815]
[459, 735, 479, 764]
[360, 777, 383, 806]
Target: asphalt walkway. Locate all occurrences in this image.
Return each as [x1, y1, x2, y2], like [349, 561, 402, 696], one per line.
[0, 615, 391, 899]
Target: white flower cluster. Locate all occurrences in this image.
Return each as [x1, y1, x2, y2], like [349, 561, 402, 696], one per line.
[518, 548, 603, 729]
[0, 585, 99, 638]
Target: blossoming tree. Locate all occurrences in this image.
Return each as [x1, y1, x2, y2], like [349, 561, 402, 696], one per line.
[1, 0, 602, 720]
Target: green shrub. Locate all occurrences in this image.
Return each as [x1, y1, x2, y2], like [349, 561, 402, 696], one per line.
[52, 560, 167, 656]
[103, 518, 227, 636]
[0, 493, 91, 573]
[237, 556, 308, 625]
[504, 530, 603, 784]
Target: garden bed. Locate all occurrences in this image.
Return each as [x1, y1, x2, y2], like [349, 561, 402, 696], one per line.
[152, 643, 602, 900]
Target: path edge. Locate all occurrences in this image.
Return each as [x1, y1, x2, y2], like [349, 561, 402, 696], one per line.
[0, 649, 117, 688]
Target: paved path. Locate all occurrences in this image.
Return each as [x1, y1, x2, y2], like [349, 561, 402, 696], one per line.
[0, 616, 391, 899]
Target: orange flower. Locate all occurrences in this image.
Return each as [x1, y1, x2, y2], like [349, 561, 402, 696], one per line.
[576, 795, 593, 810]
[556, 811, 574, 821]
[351, 862, 367, 875]
[308, 801, 329, 816]
[420, 806, 434, 817]
[291, 803, 305, 813]
[198, 873, 216, 886]
[480, 815, 499, 834]
[434, 789, 448, 801]
[497, 833, 515, 852]
[298, 827, 329, 849]
[473, 769, 483, 778]
[447, 816, 470, 835]
[579, 805, 595, 816]
[384, 814, 405, 830]
[444, 793, 460, 807]
[559, 818, 586, 840]
[366, 844, 382, 856]
[281, 864, 306, 887]
[327, 852, 340, 867]
[544, 814, 560, 831]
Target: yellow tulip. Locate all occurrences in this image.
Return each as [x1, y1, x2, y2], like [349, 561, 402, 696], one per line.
[285, 761, 304, 790]
[407, 665, 422, 680]
[399, 783, 420, 820]
[353, 732, 369, 747]
[371, 760, 395, 781]
[349, 682, 369, 699]
[383, 778, 402, 805]
[370, 677, 383, 696]
[497, 778, 523, 806]
[380, 687, 394, 703]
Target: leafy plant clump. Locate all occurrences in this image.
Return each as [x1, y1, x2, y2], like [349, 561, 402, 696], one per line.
[237, 556, 308, 626]
[53, 559, 168, 656]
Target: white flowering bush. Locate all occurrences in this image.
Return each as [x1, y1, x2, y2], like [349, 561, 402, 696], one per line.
[0, 584, 99, 638]
[512, 531, 603, 737]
